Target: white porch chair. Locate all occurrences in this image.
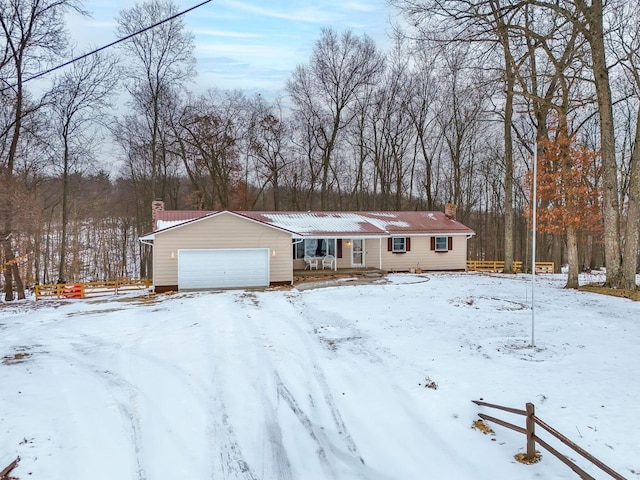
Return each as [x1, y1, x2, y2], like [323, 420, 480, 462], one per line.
[322, 254, 335, 270]
[304, 255, 319, 270]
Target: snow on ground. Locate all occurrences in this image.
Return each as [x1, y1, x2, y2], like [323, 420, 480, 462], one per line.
[1, 272, 639, 480]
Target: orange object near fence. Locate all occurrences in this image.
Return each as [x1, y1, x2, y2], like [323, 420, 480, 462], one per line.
[62, 284, 83, 298]
[35, 278, 150, 300]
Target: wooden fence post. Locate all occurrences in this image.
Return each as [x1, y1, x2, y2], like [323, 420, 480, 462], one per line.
[526, 402, 536, 460]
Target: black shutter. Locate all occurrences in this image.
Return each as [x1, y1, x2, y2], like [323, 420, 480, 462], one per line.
[387, 238, 393, 251]
[406, 237, 411, 251]
[430, 237, 435, 250]
[448, 237, 453, 250]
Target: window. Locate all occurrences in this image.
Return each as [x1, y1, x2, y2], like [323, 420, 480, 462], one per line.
[293, 239, 336, 259]
[432, 236, 452, 252]
[392, 237, 406, 252]
[387, 237, 410, 253]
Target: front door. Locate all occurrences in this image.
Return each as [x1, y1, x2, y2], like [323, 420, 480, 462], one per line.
[351, 239, 364, 267]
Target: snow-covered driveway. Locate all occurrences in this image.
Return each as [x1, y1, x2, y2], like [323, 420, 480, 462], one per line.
[1, 273, 638, 479]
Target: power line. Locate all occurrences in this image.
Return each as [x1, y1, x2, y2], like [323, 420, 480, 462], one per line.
[1, 0, 213, 93]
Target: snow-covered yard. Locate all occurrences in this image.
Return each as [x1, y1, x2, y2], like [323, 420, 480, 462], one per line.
[1, 272, 638, 480]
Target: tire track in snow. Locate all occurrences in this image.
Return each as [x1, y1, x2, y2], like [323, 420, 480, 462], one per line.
[93, 368, 147, 480]
[238, 292, 391, 479]
[230, 294, 295, 480]
[50, 348, 147, 480]
[235, 293, 335, 478]
[289, 288, 503, 479]
[195, 297, 262, 480]
[280, 294, 366, 459]
[62, 321, 257, 480]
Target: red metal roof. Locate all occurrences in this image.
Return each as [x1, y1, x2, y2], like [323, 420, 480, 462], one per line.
[150, 210, 474, 237]
[155, 210, 211, 229]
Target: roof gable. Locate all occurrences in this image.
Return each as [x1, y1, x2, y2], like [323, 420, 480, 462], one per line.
[142, 210, 296, 240]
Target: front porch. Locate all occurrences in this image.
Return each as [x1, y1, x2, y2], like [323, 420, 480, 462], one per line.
[293, 267, 386, 283]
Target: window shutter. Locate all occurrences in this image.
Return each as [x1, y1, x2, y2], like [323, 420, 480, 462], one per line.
[387, 238, 393, 251]
[430, 237, 435, 250]
[448, 237, 453, 250]
[406, 237, 411, 251]
[337, 239, 343, 258]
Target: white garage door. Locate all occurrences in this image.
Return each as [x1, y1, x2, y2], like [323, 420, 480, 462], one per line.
[178, 248, 269, 289]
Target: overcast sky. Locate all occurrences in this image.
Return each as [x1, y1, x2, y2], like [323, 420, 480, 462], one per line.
[65, 0, 395, 96]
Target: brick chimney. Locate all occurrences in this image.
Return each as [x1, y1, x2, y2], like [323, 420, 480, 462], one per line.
[152, 199, 165, 230]
[444, 202, 457, 220]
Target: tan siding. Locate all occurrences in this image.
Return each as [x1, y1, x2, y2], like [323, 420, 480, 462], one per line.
[335, 236, 468, 271]
[380, 236, 468, 271]
[336, 253, 351, 269]
[336, 239, 352, 268]
[424, 236, 468, 270]
[153, 213, 292, 287]
[380, 237, 428, 271]
[363, 239, 383, 269]
[334, 238, 384, 269]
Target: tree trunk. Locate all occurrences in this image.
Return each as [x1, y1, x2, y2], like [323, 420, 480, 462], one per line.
[58, 134, 70, 282]
[12, 263, 25, 299]
[2, 238, 15, 301]
[621, 105, 640, 290]
[2, 69, 26, 301]
[581, 0, 623, 287]
[565, 227, 580, 288]
[552, 234, 563, 274]
[1, 238, 26, 301]
[503, 62, 515, 274]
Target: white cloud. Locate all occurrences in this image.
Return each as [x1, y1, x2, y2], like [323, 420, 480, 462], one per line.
[195, 42, 299, 68]
[220, 0, 340, 24]
[192, 28, 264, 38]
[340, 1, 378, 13]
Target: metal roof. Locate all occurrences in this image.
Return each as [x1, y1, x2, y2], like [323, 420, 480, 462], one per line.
[146, 210, 475, 239]
[240, 211, 474, 236]
[155, 210, 210, 231]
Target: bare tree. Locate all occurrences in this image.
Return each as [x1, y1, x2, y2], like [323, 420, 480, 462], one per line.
[612, 1, 640, 290]
[390, 0, 521, 271]
[0, 0, 84, 300]
[509, 5, 597, 286]
[287, 28, 384, 209]
[525, 0, 629, 288]
[116, 0, 195, 275]
[48, 51, 119, 282]
[177, 90, 247, 209]
[117, 0, 196, 197]
[247, 95, 291, 210]
[367, 43, 416, 210]
[405, 46, 442, 211]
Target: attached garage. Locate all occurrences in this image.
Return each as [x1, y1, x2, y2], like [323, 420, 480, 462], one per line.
[143, 211, 294, 292]
[177, 248, 270, 289]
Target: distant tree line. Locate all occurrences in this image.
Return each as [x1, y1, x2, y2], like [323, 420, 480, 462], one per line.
[1, 0, 639, 300]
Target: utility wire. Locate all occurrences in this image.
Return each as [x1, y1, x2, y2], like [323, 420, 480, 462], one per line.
[1, 0, 213, 92]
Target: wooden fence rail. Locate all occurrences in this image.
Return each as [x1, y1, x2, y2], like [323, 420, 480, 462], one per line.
[35, 278, 151, 300]
[466, 261, 555, 274]
[0, 457, 19, 479]
[472, 400, 626, 480]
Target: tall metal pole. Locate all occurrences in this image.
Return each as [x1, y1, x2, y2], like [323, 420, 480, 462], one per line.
[531, 141, 537, 348]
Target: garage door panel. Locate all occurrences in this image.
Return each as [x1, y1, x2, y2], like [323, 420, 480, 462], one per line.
[178, 249, 269, 289]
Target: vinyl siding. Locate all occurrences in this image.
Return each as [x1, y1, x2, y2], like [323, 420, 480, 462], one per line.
[375, 236, 467, 271]
[153, 212, 292, 287]
[424, 235, 468, 270]
[270, 234, 469, 273]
